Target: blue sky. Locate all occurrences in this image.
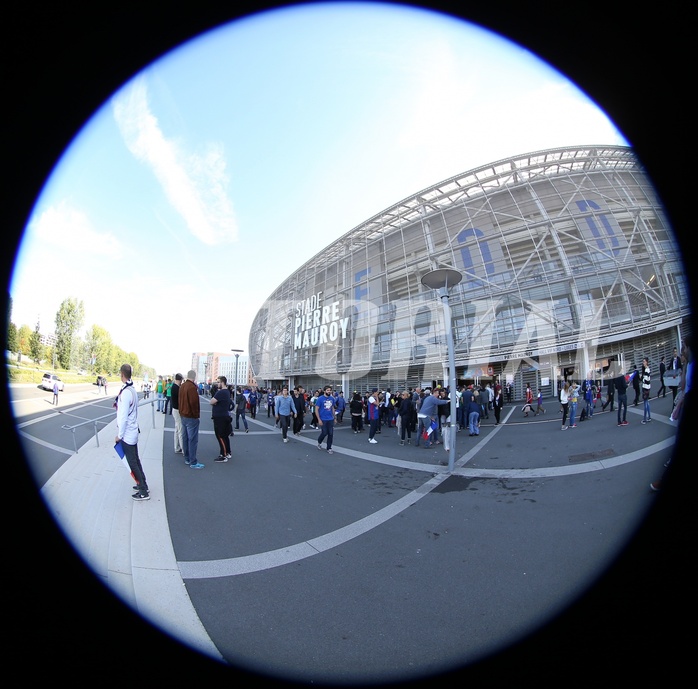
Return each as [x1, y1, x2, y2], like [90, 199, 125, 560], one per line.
[9, 2, 627, 374]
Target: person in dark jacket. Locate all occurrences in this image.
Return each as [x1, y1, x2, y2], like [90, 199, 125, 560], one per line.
[170, 373, 183, 453]
[397, 391, 415, 445]
[349, 393, 364, 433]
[631, 364, 641, 405]
[614, 370, 629, 425]
[601, 376, 615, 412]
[493, 386, 504, 425]
[209, 375, 232, 461]
[292, 386, 306, 435]
[235, 387, 249, 432]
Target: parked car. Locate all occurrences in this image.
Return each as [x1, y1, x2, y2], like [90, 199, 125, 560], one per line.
[41, 373, 64, 392]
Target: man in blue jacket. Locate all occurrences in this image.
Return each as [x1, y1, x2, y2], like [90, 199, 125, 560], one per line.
[274, 387, 297, 443]
[416, 388, 450, 448]
[315, 385, 337, 454]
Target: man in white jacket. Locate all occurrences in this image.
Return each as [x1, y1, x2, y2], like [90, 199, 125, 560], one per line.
[114, 363, 149, 501]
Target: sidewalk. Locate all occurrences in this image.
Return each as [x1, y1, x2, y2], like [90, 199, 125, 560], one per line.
[39, 395, 224, 662]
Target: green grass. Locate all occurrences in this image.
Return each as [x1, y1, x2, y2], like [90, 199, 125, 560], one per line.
[6, 361, 116, 385]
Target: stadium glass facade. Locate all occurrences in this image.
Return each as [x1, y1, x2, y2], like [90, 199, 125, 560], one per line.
[249, 146, 691, 399]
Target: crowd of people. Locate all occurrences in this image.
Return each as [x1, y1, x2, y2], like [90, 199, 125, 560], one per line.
[116, 337, 690, 501]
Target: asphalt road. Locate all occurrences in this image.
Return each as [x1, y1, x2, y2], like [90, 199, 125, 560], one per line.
[159, 394, 674, 684]
[10, 384, 690, 686]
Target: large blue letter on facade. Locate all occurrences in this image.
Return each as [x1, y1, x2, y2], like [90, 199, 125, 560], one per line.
[457, 228, 494, 287]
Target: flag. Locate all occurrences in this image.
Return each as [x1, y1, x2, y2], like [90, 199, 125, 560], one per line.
[114, 441, 136, 482]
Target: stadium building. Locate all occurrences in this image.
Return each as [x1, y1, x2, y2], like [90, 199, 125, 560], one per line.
[249, 146, 691, 399]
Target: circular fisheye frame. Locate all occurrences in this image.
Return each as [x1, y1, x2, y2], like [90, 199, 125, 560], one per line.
[8, 2, 691, 687]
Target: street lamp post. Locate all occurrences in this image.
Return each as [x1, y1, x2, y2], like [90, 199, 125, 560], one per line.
[421, 268, 463, 473]
[231, 349, 244, 390]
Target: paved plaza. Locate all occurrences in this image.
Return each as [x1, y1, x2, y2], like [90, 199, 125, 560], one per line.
[19, 389, 691, 686]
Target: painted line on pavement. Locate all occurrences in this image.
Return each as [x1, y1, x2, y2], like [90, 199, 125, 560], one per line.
[177, 406, 675, 580]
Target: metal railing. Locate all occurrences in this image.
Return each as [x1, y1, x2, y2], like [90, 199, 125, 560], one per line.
[61, 397, 158, 453]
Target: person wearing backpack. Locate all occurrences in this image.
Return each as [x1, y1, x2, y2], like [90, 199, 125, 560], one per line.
[248, 389, 258, 419]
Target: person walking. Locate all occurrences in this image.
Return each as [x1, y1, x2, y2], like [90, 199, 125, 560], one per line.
[248, 389, 258, 419]
[315, 385, 336, 454]
[631, 364, 641, 406]
[52, 379, 60, 406]
[367, 388, 381, 444]
[114, 363, 149, 500]
[267, 389, 275, 417]
[170, 373, 184, 454]
[209, 375, 233, 462]
[493, 386, 503, 425]
[292, 386, 306, 435]
[641, 357, 652, 424]
[234, 387, 249, 433]
[274, 387, 296, 443]
[560, 382, 570, 430]
[568, 382, 580, 428]
[523, 385, 534, 417]
[657, 356, 667, 398]
[601, 375, 615, 412]
[535, 389, 545, 415]
[179, 369, 204, 469]
[614, 370, 629, 426]
[667, 347, 683, 408]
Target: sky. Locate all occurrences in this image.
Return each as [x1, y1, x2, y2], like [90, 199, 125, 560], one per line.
[9, 2, 627, 375]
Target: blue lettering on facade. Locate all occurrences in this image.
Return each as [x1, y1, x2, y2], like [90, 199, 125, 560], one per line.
[575, 200, 620, 256]
[456, 228, 494, 287]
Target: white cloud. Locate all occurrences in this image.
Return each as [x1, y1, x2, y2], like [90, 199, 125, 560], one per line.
[33, 201, 123, 257]
[112, 77, 239, 246]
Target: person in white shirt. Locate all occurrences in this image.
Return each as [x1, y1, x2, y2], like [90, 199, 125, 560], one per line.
[114, 363, 149, 501]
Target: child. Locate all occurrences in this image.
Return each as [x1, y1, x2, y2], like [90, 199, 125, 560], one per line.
[535, 390, 545, 415]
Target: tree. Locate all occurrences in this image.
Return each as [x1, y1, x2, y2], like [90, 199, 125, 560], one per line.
[84, 324, 113, 375]
[55, 297, 85, 369]
[6, 321, 18, 353]
[30, 321, 43, 364]
[17, 324, 32, 356]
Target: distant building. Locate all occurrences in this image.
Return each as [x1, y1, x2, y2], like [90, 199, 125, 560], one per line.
[39, 332, 57, 348]
[190, 352, 251, 388]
